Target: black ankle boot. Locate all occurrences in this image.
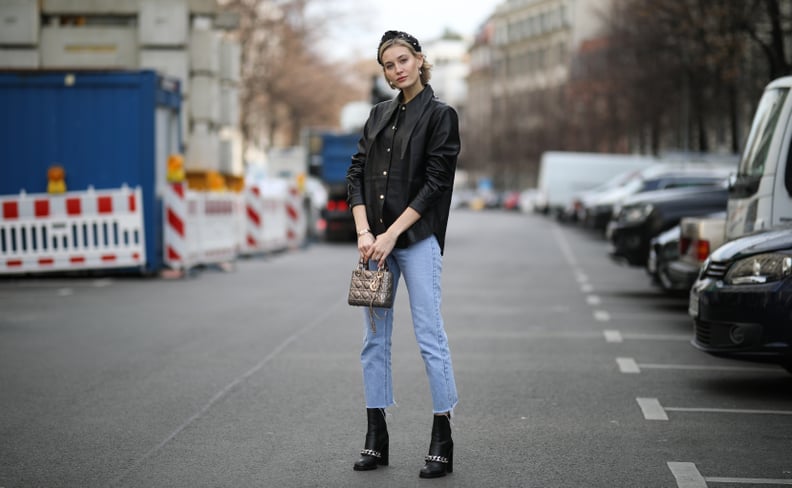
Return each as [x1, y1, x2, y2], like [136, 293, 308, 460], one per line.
[353, 408, 389, 471]
[419, 413, 453, 478]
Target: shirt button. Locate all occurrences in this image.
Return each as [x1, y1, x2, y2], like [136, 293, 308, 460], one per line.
[386, 148, 390, 152]
[383, 171, 388, 175]
[379, 194, 384, 200]
[392, 126, 397, 130]
[401, 106, 406, 111]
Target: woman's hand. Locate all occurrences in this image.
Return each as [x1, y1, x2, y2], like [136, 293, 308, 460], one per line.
[366, 231, 397, 268]
[357, 232, 375, 260]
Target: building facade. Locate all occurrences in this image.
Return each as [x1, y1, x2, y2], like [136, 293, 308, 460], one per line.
[464, 0, 611, 189]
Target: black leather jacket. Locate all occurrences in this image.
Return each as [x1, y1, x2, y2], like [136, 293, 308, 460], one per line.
[346, 85, 460, 254]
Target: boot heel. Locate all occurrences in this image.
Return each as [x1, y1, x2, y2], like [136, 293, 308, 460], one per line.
[354, 408, 389, 471]
[419, 414, 453, 478]
[379, 441, 389, 466]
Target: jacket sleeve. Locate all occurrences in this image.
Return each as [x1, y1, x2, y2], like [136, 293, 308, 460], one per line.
[346, 107, 377, 208]
[408, 105, 460, 215]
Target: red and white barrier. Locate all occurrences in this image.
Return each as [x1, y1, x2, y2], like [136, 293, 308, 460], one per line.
[241, 181, 289, 255]
[0, 186, 145, 274]
[285, 184, 307, 250]
[163, 182, 189, 269]
[163, 182, 241, 271]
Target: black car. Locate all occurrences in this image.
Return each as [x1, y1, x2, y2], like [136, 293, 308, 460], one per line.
[647, 224, 683, 292]
[689, 227, 792, 373]
[606, 185, 728, 266]
[580, 167, 731, 231]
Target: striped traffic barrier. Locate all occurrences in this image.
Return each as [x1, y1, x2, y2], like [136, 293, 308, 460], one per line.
[0, 186, 145, 274]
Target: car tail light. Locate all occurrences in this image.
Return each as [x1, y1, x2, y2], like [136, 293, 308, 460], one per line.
[327, 199, 349, 212]
[695, 240, 711, 262]
[679, 237, 691, 256]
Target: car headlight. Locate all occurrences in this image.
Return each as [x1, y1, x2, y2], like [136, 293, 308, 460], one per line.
[724, 253, 792, 284]
[620, 203, 653, 223]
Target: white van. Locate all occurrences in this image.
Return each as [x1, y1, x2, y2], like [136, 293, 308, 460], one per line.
[726, 76, 792, 239]
[536, 151, 657, 217]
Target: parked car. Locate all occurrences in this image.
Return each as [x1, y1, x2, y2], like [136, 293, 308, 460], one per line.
[647, 223, 681, 291]
[577, 163, 733, 231]
[665, 213, 727, 291]
[607, 185, 729, 266]
[648, 212, 727, 294]
[689, 227, 792, 373]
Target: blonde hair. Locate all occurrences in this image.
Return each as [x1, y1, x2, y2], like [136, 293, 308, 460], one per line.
[378, 38, 433, 88]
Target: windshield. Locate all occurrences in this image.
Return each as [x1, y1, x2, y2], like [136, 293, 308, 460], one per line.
[738, 87, 789, 177]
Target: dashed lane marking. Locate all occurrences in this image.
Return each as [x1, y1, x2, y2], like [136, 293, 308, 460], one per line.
[639, 397, 792, 421]
[637, 397, 669, 420]
[604, 329, 623, 343]
[668, 462, 707, 488]
[616, 357, 640, 373]
[668, 462, 792, 486]
[594, 310, 611, 322]
[586, 295, 601, 306]
[581, 283, 594, 293]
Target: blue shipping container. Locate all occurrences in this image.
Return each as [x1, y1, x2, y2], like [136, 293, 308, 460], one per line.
[0, 70, 182, 272]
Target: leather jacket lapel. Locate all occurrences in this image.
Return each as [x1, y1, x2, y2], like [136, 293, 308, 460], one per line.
[399, 86, 433, 160]
[369, 96, 400, 146]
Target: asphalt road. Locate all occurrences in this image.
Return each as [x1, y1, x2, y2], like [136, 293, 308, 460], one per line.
[1, 210, 791, 488]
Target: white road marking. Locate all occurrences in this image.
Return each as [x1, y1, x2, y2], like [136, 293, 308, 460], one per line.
[575, 271, 588, 284]
[92, 279, 114, 288]
[621, 332, 691, 341]
[669, 462, 792, 486]
[706, 476, 792, 485]
[638, 363, 782, 373]
[586, 295, 601, 306]
[666, 407, 792, 416]
[640, 398, 792, 421]
[580, 283, 594, 293]
[109, 300, 343, 486]
[552, 225, 579, 268]
[602, 330, 690, 342]
[603, 329, 622, 342]
[617, 359, 782, 375]
[57, 288, 73, 296]
[594, 310, 611, 322]
[616, 357, 640, 373]
[637, 397, 668, 420]
[667, 462, 707, 488]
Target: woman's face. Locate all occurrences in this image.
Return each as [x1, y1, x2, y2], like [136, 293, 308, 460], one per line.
[381, 44, 423, 92]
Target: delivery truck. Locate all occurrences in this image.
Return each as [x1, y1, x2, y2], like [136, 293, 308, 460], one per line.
[307, 130, 359, 241]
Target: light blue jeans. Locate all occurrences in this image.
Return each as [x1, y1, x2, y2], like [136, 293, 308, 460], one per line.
[360, 235, 458, 414]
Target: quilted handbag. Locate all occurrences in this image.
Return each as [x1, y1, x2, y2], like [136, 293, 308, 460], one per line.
[348, 259, 394, 331]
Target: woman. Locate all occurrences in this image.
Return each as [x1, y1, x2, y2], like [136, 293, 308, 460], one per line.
[346, 30, 460, 479]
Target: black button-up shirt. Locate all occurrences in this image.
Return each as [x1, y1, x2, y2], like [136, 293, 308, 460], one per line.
[369, 103, 414, 235]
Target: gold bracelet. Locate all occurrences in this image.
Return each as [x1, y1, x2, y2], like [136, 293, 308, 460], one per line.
[357, 228, 372, 236]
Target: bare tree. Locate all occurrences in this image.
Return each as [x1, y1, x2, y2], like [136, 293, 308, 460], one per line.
[598, 0, 791, 155]
[221, 0, 364, 150]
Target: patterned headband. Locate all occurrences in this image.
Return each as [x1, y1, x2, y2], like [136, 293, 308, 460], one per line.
[377, 30, 422, 65]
